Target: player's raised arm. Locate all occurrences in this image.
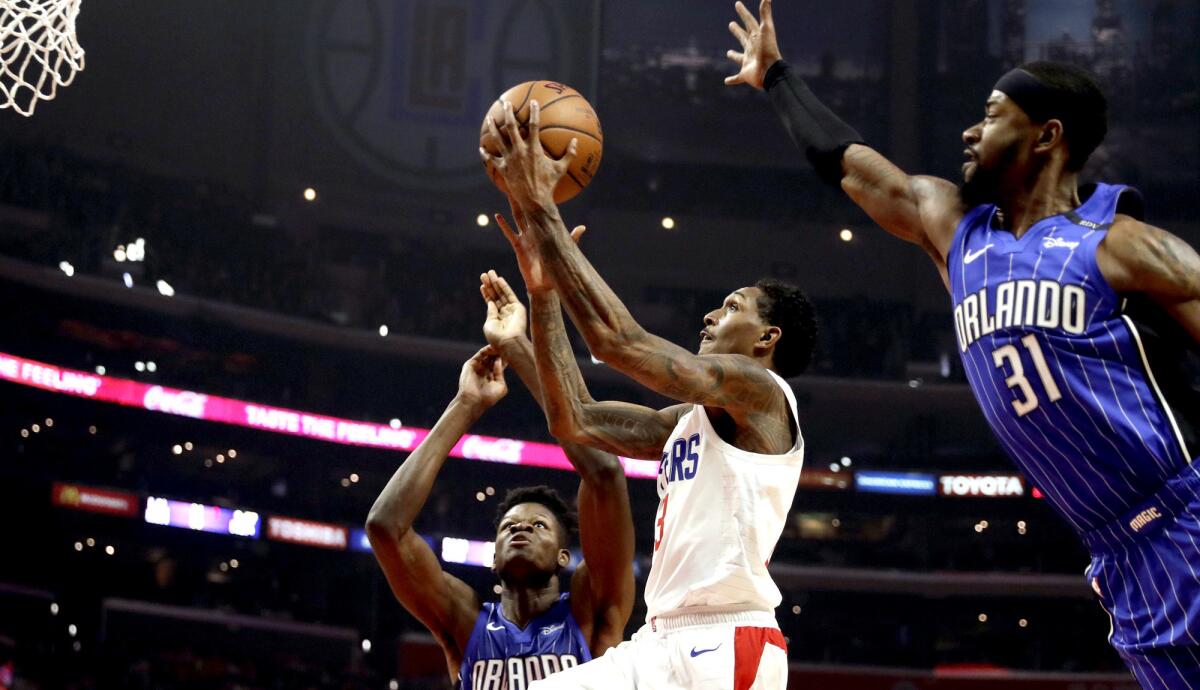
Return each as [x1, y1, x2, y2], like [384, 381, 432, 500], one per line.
[364, 348, 503, 670]
[1098, 218, 1200, 344]
[724, 0, 962, 269]
[482, 266, 684, 461]
[480, 103, 789, 434]
[478, 267, 636, 651]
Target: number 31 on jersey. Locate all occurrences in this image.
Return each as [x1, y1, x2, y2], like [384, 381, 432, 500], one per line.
[992, 334, 1063, 417]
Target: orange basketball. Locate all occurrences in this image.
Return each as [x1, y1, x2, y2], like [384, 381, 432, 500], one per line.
[480, 81, 603, 204]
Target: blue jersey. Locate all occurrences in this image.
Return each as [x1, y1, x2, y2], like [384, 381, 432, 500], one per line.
[948, 183, 1200, 534]
[458, 593, 591, 690]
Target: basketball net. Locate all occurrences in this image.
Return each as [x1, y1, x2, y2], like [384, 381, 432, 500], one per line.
[0, 0, 84, 117]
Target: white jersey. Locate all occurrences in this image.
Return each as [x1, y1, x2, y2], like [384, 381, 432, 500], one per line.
[643, 370, 804, 621]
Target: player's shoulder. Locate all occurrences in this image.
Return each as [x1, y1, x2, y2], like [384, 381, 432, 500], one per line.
[1095, 215, 1164, 294]
[911, 175, 967, 257]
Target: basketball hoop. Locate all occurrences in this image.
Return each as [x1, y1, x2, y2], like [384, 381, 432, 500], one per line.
[0, 0, 85, 117]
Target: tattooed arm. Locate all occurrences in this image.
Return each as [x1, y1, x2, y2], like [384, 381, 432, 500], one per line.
[1098, 217, 1200, 344]
[483, 97, 791, 452]
[482, 269, 682, 460]
[512, 205, 791, 454]
[840, 146, 964, 280]
[531, 283, 687, 460]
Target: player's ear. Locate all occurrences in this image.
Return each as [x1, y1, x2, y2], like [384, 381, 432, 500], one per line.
[1034, 119, 1063, 154]
[756, 326, 781, 352]
[557, 548, 571, 570]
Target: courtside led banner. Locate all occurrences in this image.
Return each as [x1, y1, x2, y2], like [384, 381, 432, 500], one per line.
[52, 482, 139, 517]
[144, 496, 261, 538]
[938, 474, 1026, 498]
[267, 516, 348, 550]
[0, 351, 656, 479]
[855, 471, 938, 496]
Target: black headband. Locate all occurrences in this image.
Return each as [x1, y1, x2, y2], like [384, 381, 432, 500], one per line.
[993, 68, 1074, 124]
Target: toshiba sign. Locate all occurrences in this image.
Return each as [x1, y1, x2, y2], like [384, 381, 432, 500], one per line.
[938, 474, 1025, 498]
[267, 516, 348, 550]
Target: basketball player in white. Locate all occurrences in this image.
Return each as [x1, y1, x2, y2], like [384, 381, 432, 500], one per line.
[480, 99, 817, 689]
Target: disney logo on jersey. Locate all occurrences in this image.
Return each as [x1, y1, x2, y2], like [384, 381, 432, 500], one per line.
[1043, 236, 1080, 250]
[658, 433, 702, 496]
[469, 654, 579, 690]
[954, 279, 1089, 351]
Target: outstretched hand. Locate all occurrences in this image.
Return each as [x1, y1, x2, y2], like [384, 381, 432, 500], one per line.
[457, 346, 508, 410]
[724, 0, 782, 89]
[480, 269, 528, 346]
[494, 204, 587, 293]
[479, 99, 578, 211]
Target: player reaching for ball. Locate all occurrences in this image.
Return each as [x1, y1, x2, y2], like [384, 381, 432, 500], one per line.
[480, 98, 817, 690]
[725, 1, 1200, 686]
[366, 280, 635, 689]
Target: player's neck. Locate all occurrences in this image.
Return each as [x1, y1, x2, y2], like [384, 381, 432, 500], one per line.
[499, 580, 561, 629]
[996, 166, 1080, 239]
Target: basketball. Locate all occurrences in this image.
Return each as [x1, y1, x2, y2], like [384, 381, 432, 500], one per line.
[480, 81, 603, 204]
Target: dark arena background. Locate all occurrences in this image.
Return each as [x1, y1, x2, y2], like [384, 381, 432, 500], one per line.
[1, 0, 1197, 688]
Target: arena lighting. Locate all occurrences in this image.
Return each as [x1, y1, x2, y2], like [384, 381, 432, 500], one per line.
[155, 280, 174, 297]
[361, 639, 372, 653]
[661, 216, 675, 230]
[389, 418, 401, 429]
[113, 245, 127, 262]
[135, 361, 145, 372]
[95, 365, 105, 375]
[303, 187, 317, 202]
[378, 324, 389, 337]
[126, 238, 146, 262]
[0, 350, 658, 479]
[58, 260, 74, 277]
[839, 228, 853, 242]
[122, 272, 133, 288]
[476, 213, 489, 227]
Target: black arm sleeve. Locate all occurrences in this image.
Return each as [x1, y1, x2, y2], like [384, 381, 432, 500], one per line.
[764, 60, 864, 187]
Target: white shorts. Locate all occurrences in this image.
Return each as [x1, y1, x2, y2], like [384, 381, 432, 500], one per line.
[530, 610, 788, 690]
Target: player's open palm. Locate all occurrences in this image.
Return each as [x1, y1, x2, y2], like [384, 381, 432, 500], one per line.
[724, 0, 782, 89]
[480, 269, 528, 346]
[458, 346, 508, 409]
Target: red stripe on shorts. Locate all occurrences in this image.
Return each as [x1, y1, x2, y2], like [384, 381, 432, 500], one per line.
[733, 626, 787, 690]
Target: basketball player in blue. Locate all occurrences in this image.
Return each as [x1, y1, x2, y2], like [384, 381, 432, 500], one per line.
[726, 1, 1200, 686]
[366, 284, 635, 690]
